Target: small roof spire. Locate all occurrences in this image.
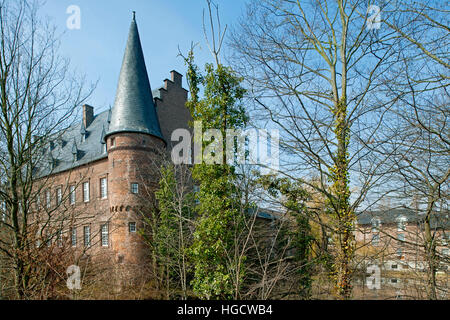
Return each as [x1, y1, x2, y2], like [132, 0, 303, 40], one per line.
[132, 11, 136, 21]
[71, 138, 78, 155]
[107, 105, 112, 124]
[100, 125, 106, 144]
[80, 122, 86, 135]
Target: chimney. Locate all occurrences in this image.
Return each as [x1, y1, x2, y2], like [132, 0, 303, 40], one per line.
[170, 70, 182, 87]
[82, 104, 94, 128]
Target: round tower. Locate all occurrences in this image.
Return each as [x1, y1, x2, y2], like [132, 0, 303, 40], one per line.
[105, 13, 165, 287]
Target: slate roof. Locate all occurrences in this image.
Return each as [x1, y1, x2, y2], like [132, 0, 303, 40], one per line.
[35, 14, 169, 178]
[356, 208, 450, 229]
[247, 207, 282, 220]
[106, 13, 163, 141]
[35, 109, 111, 177]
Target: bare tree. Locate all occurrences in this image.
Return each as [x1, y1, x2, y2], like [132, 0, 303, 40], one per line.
[229, 0, 409, 299]
[378, 0, 449, 299]
[0, 0, 93, 298]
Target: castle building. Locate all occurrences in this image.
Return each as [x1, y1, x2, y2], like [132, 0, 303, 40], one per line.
[33, 13, 191, 287]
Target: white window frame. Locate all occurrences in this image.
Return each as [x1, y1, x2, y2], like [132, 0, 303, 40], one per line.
[101, 223, 109, 247]
[69, 185, 76, 205]
[83, 182, 90, 203]
[100, 178, 108, 199]
[84, 226, 91, 247]
[129, 222, 136, 233]
[131, 183, 139, 194]
[372, 234, 380, 246]
[57, 230, 63, 247]
[397, 217, 407, 231]
[71, 227, 77, 247]
[36, 194, 41, 210]
[56, 187, 62, 205]
[46, 190, 51, 209]
[371, 218, 381, 232]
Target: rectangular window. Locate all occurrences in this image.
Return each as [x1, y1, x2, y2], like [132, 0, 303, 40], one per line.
[46, 234, 52, 247]
[398, 233, 405, 242]
[371, 219, 380, 233]
[101, 223, 109, 247]
[372, 234, 380, 246]
[100, 178, 108, 199]
[57, 230, 63, 247]
[83, 182, 90, 202]
[131, 183, 139, 194]
[56, 187, 62, 205]
[46, 190, 51, 209]
[1, 201, 6, 222]
[84, 226, 91, 247]
[69, 185, 76, 205]
[442, 234, 449, 246]
[71, 228, 77, 247]
[397, 248, 403, 258]
[443, 248, 449, 256]
[36, 194, 41, 210]
[397, 220, 406, 231]
[193, 185, 200, 205]
[129, 222, 136, 233]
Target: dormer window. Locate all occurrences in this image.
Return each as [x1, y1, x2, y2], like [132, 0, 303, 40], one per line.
[100, 125, 107, 153]
[46, 189, 51, 209]
[71, 139, 79, 161]
[80, 122, 87, 143]
[397, 216, 407, 231]
[56, 187, 62, 205]
[371, 218, 381, 232]
[372, 234, 380, 246]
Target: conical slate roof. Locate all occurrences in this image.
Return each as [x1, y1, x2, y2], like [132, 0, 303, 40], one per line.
[106, 13, 163, 141]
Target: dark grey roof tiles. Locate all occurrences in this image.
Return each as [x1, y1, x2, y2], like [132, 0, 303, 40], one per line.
[356, 208, 450, 229]
[100, 125, 106, 144]
[106, 15, 163, 141]
[35, 14, 172, 178]
[36, 110, 110, 177]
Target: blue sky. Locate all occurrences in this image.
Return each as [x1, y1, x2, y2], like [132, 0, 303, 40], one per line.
[41, 0, 247, 114]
